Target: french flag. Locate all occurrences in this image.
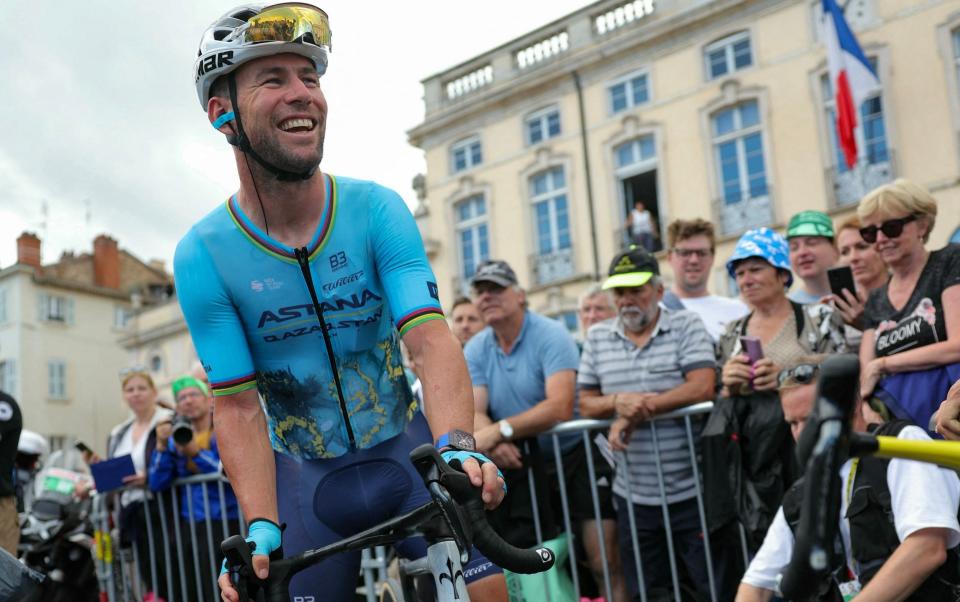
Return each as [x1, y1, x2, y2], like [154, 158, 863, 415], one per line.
[822, 0, 881, 169]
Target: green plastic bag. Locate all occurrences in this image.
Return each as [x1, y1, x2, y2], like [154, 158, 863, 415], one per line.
[504, 533, 576, 602]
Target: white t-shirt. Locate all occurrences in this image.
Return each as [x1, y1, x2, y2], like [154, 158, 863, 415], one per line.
[674, 295, 749, 341]
[630, 208, 653, 235]
[113, 409, 172, 506]
[741, 425, 960, 592]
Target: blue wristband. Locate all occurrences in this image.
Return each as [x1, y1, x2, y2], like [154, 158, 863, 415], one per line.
[220, 518, 282, 576]
[440, 449, 507, 493]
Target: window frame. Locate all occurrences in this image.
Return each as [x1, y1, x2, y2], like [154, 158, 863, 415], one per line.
[48, 360, 66, 400]
[453, 194, 490, 284]
[703, 31, 753, 81]
[524, 105, 562, 146]
[529, 167, 572, 257]
[606, 68, 651, 115]
[449, 135, 483, 174]
[0, 360, 15, 398]
[711, 99, 768, 206]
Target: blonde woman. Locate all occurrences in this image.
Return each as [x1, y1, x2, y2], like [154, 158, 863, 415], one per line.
[858, 179, 960, 427]
[99, 369, 172, 601]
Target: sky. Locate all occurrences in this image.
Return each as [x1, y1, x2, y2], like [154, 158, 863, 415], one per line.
[0, 1, 591, 270]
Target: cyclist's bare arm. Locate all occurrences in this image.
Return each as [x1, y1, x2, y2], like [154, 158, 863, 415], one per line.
[854, 527, 951, 602]
[215, 388, 278, 602]
[404, 320, 475, 437]
[734, 583, 773, 602]
[403, 319, 504, 508]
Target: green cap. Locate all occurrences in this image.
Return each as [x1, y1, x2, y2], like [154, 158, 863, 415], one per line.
[786, 210, 834, 239]
[172, 375, 209, 400]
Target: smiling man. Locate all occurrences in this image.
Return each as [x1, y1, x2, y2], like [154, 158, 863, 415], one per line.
[786, 210, 840, 304]
[175, 5, 506, 601]
[662, 219, 747, 341]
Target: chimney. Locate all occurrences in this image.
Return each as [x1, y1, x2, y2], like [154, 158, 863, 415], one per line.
[93, 234, 120, 289]
[16, 232, 41, 271]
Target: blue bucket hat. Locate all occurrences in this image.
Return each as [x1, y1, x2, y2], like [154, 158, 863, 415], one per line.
[726, 227, 793, 287]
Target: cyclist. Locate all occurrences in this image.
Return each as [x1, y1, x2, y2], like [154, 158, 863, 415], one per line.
[176, 5, 506, 601]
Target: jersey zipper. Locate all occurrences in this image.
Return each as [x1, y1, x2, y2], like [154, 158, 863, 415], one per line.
[294, 246, 357, 450]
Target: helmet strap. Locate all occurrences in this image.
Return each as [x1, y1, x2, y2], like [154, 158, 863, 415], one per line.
[226, 74, 317, 182]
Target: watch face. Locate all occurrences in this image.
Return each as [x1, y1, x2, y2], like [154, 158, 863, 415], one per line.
[452, 430, 476, 451]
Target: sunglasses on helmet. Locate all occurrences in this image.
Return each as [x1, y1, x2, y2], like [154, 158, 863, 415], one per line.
[858, 214, 918, 244]
[239, 3, 332, 49]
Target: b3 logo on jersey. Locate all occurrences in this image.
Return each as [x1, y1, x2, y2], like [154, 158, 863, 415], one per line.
[329, 251, 348, 272]
[428, 281, 439, 300]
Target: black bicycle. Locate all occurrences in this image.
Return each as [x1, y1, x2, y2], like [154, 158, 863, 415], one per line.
[222, 444, 556, 601]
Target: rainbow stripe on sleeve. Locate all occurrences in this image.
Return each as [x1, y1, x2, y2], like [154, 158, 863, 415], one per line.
[396, 306, 445, 337]
[210, 373, 258, 396]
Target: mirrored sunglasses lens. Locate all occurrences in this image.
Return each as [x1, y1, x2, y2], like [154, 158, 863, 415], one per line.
[246, 7, 331, 46]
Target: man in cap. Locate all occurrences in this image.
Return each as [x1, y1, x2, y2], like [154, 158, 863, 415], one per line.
[578, 246, 717, 601]
[465, 261, 627, 600]
[786, 210, 840, 304]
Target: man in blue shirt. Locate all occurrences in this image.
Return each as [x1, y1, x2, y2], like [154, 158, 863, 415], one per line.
[465, 260, 625, 600]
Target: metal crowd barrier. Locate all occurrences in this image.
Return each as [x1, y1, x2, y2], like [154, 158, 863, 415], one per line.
[90, 401, 745, 601]
[505, 400, 751, 602]
[91, 472, 387, 602]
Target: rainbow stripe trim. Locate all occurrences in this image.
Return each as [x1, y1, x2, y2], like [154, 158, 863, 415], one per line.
[226, 174, 338, 264]
[210, 373, 258, 397]
[396, 306, 445, 337]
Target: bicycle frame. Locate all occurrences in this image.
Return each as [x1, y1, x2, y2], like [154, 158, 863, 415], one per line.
[222, 445, 554, 602]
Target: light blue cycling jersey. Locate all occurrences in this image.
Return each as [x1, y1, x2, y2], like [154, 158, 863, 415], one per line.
[173, 174, 444, 459]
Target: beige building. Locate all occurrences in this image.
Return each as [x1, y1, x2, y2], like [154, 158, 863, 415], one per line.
[118, 297, 199, 407]
[0, 232, 172, 455]
[409, 0, 960, 327]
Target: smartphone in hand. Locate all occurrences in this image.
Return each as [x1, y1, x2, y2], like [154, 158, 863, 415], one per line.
[75, 441, 93, 454]
[827, 265, 856, 300]
[740, 336, 764, 365]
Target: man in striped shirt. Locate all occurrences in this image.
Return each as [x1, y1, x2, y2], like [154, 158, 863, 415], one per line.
[579, 246, 716, 601]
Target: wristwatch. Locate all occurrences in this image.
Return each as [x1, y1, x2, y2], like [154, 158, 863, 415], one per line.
[498, 419, 514, 441]
[435, 429, 476, 452]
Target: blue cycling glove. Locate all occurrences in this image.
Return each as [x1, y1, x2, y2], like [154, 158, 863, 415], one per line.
[220, 518, 282, 577]
[440, 449, 507, 494]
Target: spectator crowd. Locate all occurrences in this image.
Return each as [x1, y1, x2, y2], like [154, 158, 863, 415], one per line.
[1, 176, 958, 601]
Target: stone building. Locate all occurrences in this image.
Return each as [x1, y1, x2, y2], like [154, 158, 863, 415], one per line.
[409, 0, 960, 327]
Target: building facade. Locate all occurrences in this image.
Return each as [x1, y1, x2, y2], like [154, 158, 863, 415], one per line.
[118, 297, 198, 408]
[409, 0, 960, 327]
[0, 232, 172, 454]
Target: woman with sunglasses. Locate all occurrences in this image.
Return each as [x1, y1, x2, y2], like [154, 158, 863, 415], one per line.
[857, 178, 960, 427]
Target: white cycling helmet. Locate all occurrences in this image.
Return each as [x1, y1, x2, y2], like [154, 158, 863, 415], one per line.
[17, 430, 49, 457]
[194, 3, 332, 109]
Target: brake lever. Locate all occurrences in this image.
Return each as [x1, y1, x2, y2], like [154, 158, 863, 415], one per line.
[222, 535, 258, 601]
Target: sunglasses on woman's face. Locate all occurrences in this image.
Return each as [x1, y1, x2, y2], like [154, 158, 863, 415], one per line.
[858, 214, 917, 243]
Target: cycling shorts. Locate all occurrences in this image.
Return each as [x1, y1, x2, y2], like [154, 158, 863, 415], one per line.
[276, 412, 502, 600]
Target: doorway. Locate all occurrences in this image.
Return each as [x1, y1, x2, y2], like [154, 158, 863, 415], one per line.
[620, 168, 661, 252]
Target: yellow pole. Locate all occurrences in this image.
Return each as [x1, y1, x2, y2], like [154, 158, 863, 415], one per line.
[874, 436, 960, 471]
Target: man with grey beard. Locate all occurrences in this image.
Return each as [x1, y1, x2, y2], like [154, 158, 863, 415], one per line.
[578, 246, 716, 601]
